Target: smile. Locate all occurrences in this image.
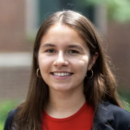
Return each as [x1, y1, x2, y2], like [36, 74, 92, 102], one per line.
[51, 72, 73, 77]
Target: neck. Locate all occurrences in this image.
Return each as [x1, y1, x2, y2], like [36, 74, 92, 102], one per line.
[45, 86, 86, 118]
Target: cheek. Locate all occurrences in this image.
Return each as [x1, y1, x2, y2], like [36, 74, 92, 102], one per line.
[78, 60, 89, 74]
[38, 55, 53, 70]
[72, 56, 89, 74]
[79, 56, 90, 67]
[38, 55, 53, 80]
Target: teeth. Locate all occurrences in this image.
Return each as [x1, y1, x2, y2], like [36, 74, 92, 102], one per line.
[53, 73, 71, 77]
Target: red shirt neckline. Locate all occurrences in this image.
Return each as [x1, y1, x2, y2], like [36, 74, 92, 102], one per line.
[43, 102, 94, 122]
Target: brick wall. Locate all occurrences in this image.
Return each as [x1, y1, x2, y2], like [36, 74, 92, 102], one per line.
[107, 21, 130, 89]
[0, 0, 32, 52]
[0, 67, 31, 100]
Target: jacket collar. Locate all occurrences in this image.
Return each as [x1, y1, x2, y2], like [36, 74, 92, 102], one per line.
[92, 102, 114, 130]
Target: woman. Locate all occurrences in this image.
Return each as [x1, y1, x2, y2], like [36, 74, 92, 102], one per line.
[4, 10, 130, 130]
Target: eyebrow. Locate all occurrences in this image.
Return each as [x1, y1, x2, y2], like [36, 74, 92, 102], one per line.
[42, 43, 84, 51]
[68, 45, 84, 51]
[42, 43, 55, 47]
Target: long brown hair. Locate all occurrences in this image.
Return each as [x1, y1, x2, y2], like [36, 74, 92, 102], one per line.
[12, 10, 122, 130]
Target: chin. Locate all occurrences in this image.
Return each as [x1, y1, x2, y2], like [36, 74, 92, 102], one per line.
[51, 86, 72, 92]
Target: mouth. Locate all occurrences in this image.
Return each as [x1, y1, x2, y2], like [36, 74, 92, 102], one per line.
[50, 72, 73, 77]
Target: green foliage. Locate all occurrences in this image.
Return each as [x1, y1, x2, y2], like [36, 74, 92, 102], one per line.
[86, 0, 130, 22]
[0, 122, 3, 130]
[0, 100, 19, 130]
[118, 90, 130, 112]
[124, 102, 130, 112]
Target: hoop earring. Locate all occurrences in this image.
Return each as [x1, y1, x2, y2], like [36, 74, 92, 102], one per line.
[86, 70, 93, 79]
[36, 68, 41, 78]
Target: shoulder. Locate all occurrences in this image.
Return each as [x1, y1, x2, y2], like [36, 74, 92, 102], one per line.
[4, 109, 18, 130]
[97, 101, 130, 121]
[93, 101, 130, 130]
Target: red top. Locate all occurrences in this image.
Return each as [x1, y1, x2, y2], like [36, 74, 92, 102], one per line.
[42, 102, 94, 130]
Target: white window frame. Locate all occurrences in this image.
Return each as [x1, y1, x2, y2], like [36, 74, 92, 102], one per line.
[25, 0, 39, 40]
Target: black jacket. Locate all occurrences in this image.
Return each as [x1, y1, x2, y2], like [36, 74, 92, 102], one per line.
[4, 102, 130, 130]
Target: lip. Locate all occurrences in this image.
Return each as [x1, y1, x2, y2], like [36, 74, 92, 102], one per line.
[50, 71, 73, 80]
[50, 71, 74, 75]
[51, 71, 73, 73]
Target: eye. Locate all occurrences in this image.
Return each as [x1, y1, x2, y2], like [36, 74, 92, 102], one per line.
[45, 49, 56, 53]
[68, 50, 79, 54]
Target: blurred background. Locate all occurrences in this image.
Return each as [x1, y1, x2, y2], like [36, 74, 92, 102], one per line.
[0, 0, 130, 129]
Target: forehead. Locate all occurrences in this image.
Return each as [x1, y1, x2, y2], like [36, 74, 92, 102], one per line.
[40, 23, 88, 49]
[44, 23, 79, 38]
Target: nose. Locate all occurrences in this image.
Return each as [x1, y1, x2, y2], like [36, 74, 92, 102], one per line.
[53, 51, 69, 67]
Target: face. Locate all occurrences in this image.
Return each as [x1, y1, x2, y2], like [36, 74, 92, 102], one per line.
[38, 23, 96, 92]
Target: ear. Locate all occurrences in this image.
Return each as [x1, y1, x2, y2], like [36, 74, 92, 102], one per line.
[87, 52, 98, 70]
